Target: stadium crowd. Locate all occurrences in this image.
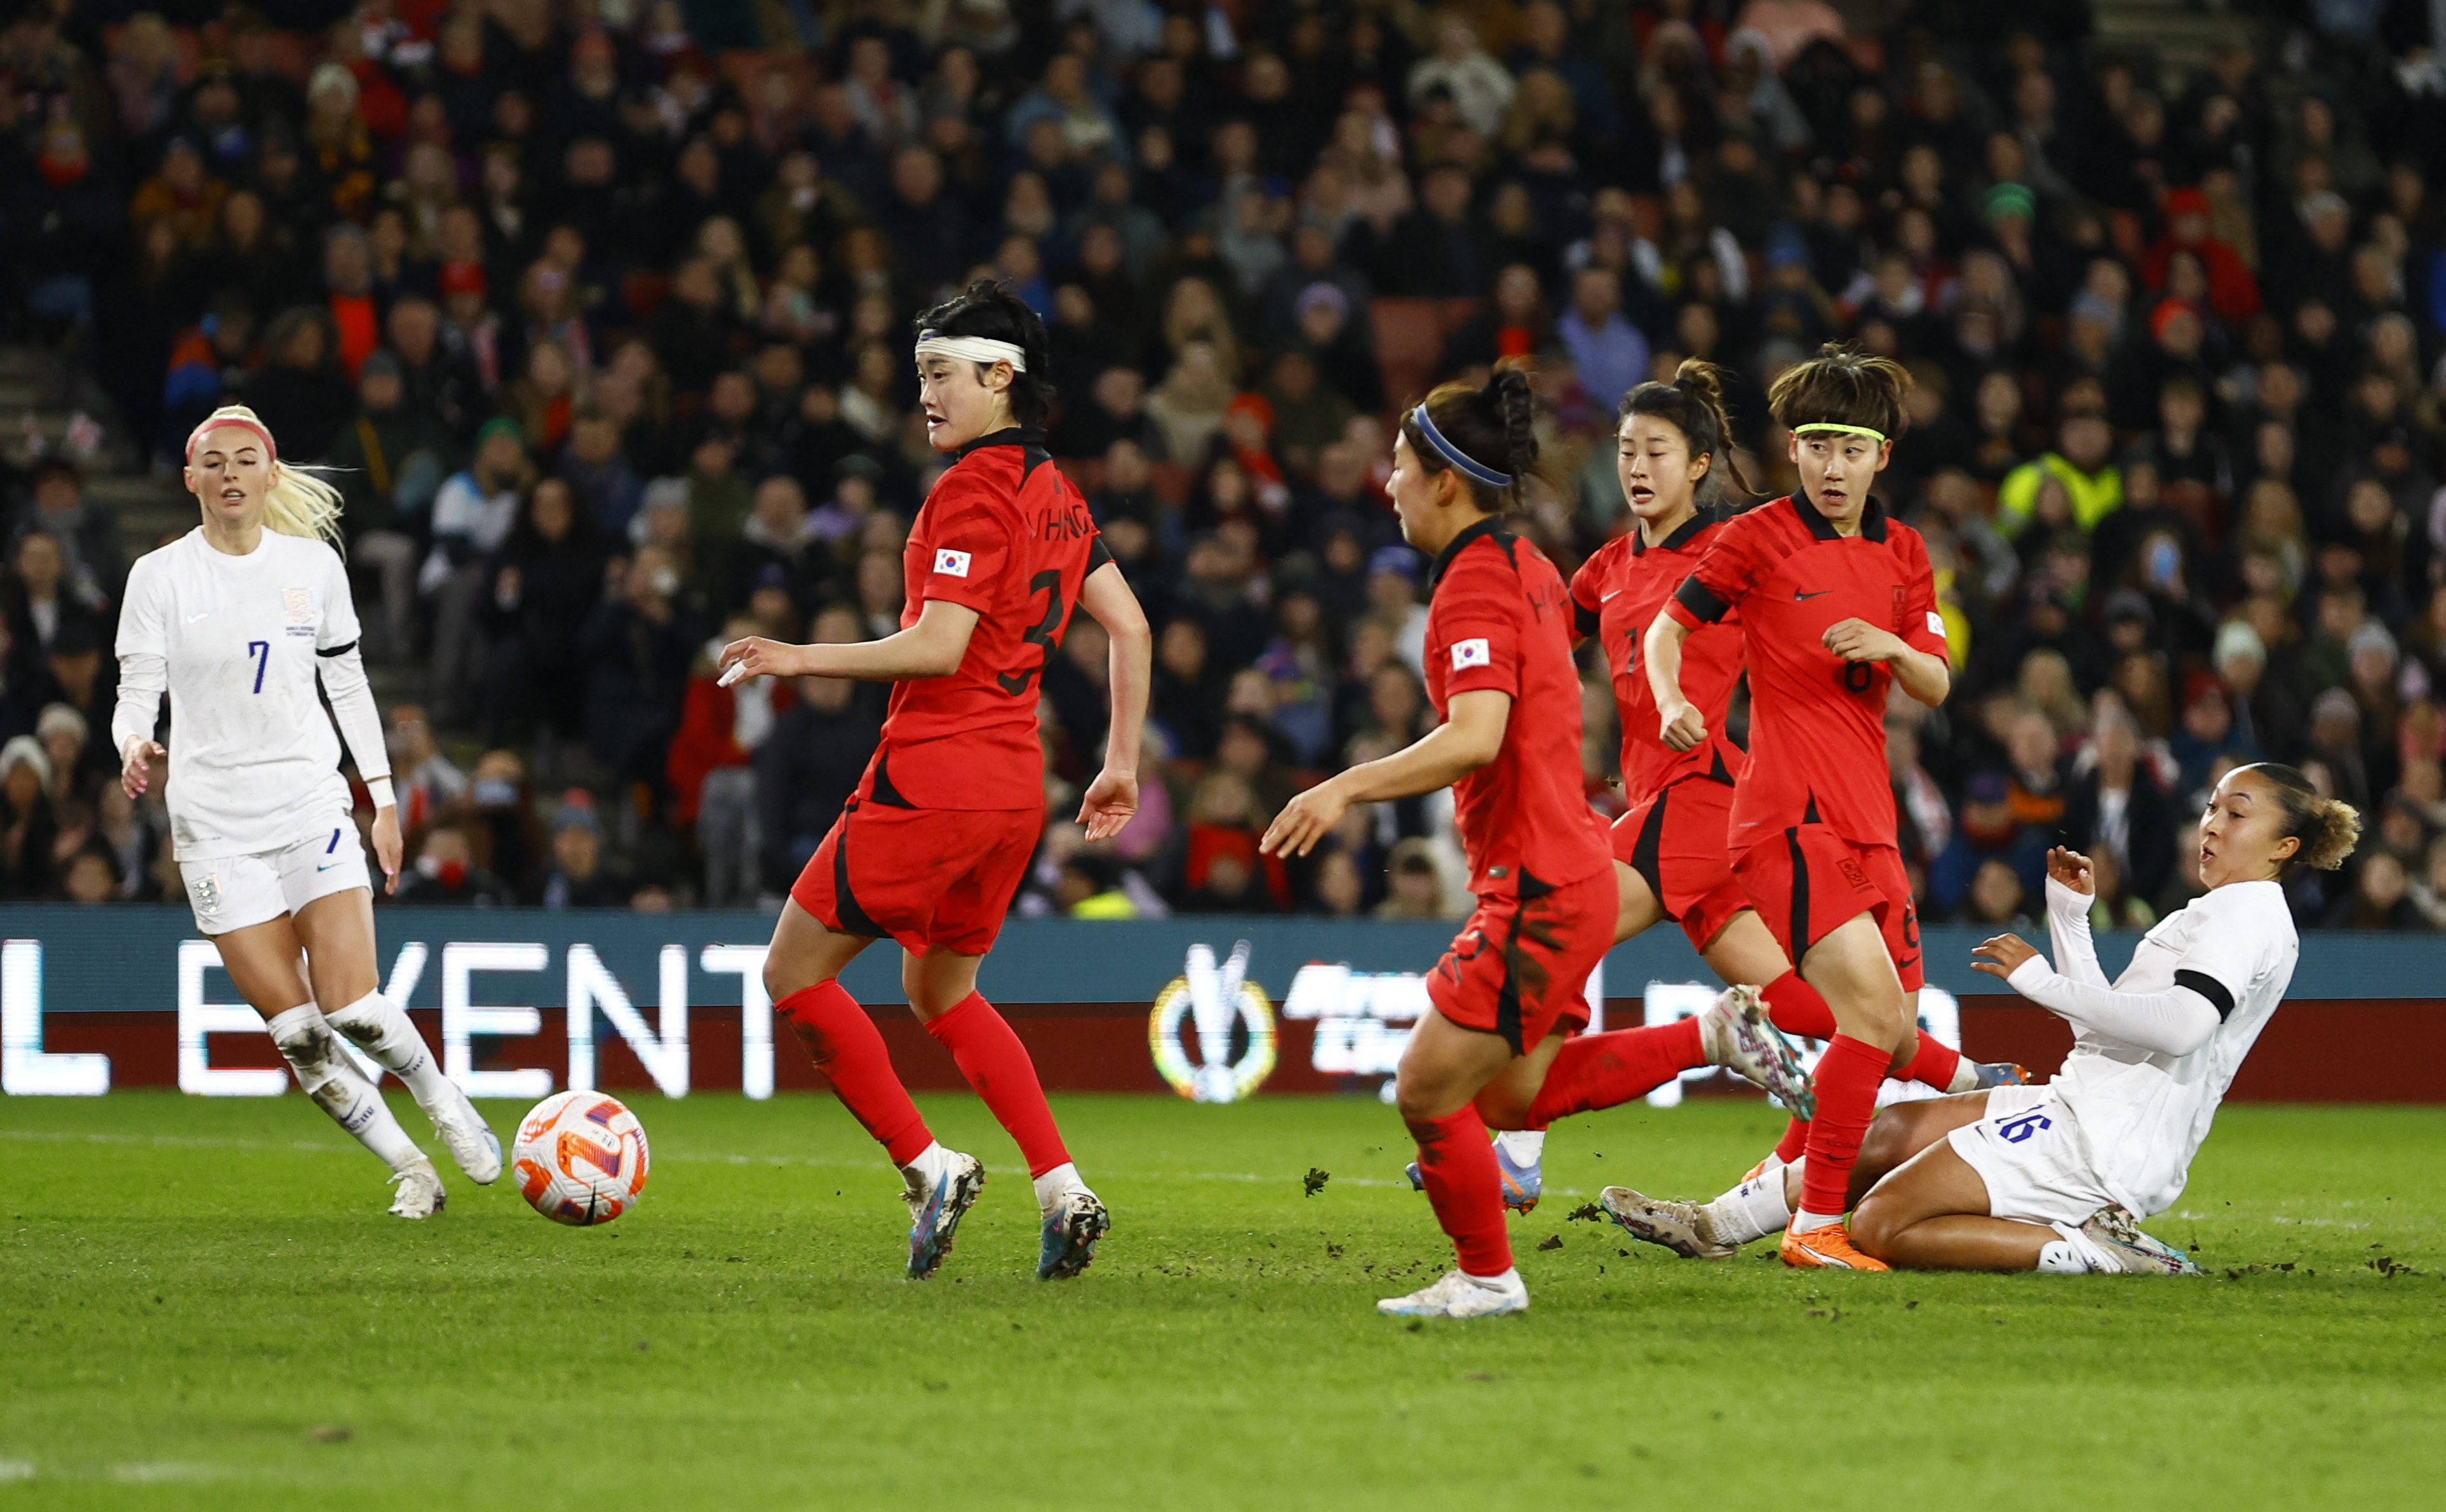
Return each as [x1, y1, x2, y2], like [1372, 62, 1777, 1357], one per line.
[4, 0, 2446, 930]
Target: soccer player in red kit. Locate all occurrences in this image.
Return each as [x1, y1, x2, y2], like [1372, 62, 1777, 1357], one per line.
[718, 282, 1152, 1281]
[1261, 365, 1616, 1318]
[1644, 345, 1952, 1271]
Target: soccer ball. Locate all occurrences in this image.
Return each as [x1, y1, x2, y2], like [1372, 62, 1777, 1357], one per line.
[512, 1090, 651, 1226]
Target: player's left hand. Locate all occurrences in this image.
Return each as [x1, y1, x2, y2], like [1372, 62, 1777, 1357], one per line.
[1970, 933, 2041, 980]
[1260, 779, 1349, 859]
[370, 806, 403, 896]
[1077, 765, 1139, 842]
[1821, 618, 1902, 662]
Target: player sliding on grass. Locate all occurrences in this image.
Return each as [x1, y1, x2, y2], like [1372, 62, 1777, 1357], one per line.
[716, 281, 1152, 1282]
[1411, 361, 2020, 1211]
[1634, 345, 1953, 1271]
[1263, 365, 1801, 1320]
[1825, 772, 2360, 1273]
[114, 405, 499, 1218]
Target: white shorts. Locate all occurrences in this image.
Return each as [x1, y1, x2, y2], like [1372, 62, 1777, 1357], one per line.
[1945, 1083, 2119, 1229]
[180, 824, 371, 935]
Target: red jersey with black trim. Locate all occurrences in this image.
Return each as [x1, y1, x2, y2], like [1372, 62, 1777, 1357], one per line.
[871, 427, 1106, 810]
[1661, 493, 1949, 852]
[1424, 517, 1611, 898]
[1568, 509, 1746, 806]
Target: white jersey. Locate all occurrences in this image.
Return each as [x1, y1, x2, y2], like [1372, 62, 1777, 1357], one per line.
[114, 529, 372, 860]
[2048, 879, 2297, 1217]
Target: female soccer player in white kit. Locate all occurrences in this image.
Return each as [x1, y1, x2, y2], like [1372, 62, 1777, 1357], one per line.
[114, 405, 500, 1217]
[1841, 763, 2360, 1273]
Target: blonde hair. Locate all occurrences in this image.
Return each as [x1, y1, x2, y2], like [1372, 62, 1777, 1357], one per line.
[187, 405, 347, 550]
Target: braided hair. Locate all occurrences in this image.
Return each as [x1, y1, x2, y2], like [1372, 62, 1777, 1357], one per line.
[1402, 356, 1543, 512]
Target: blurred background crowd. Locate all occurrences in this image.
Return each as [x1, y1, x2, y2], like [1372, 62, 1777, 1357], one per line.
[5, 0, 2446, 932]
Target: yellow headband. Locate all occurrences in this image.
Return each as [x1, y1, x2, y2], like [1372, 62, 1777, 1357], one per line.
[1793, 422, 1888, 443]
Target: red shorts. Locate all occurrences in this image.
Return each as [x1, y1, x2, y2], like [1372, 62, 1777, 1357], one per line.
[1611, 778, 1752, 953]
[1428, 869, 1616, 1055]
[791, 800, 1039, 956]
[1731, 826, 1922, 991]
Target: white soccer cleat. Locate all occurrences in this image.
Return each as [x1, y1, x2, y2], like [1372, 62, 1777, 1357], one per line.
[1601, 1185, 1741, 1260]
[904, 1150, 986, 1280]
[1698, 984, 1815, 1119]
[2080, 1205, 2202, 1276]
[1376, 1268, 1529, 1319]
[387, 1162, 445, 1219]
[427, 1085, 502, 1185]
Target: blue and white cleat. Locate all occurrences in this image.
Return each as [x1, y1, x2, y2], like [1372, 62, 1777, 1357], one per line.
[1700, 984, 1815, 1120]
[1037, 1188, 1110, 1280]
[2080, 1205, 2202, 1276]
[1404, 1144, 1543, 1212]
[1972, 1060, 2033, 1090]
[428, 1085, 502, 1185]
[904, 1150, 986, 1280]
[1377, 1268, 1529, 1318]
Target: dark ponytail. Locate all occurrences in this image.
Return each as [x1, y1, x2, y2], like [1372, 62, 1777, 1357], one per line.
[910, 278, 1055, 427]
[1619, 357, 1754, 504]
[1402, 356, 1545, 512]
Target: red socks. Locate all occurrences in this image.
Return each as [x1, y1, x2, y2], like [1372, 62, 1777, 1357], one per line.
[1796, 1033, 1888, 1220]
[1524, 1017, 1703, 1127]
[1407, 1107, 1514, 1276]
[776, 981, 932, 1165]
[1765, 968, 1964, 1090]
[1773, 1116, 1811, 1165]
[1898, 1034, 1961, 1091]
[925, 993, 1070, 1178]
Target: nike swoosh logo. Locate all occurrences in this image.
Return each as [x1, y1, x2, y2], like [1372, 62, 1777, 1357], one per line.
[316, 862, 344, 872]
[1600, 590, 1622, 602]
[1794, 590, 1831, 600]
[184, 611, 213, 622]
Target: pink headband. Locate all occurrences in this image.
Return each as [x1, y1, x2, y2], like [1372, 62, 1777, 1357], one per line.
[185, 415, 277, 465]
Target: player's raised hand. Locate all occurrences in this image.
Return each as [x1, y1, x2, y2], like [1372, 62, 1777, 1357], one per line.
[1821, 618, 1902, 662]
[1077, 766, 1139, 842]
[1656, 697, 1707, 753]
[370, 806, 404, 895]
[2046, 846, 2095, 895]
[1260, 779, 1350, 859]
[1970, 933, 2041, 980]
[119, 739, 166, 800]
[716, 636, 802, 687]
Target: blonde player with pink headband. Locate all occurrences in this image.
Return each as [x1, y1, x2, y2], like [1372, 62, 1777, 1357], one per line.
[114, 404, 500, 1217]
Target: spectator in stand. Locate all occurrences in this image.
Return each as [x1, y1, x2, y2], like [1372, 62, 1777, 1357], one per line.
[425, 418, 533, 727]
[536, 793, 628, 908]
[394, 824, 518, 907]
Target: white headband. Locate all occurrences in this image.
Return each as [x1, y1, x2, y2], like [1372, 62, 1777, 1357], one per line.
[913, 334, 1027, 373]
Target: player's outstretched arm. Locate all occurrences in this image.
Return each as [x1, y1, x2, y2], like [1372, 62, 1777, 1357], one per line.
[720, 599, 983, 684]
[1972, 933, 2220, 1057]
[1260, 690, 1510, 859]
[1820, 618, 1951, 706]
[1076, 561, 1150, 842]
[1641, 613, 1708, 751]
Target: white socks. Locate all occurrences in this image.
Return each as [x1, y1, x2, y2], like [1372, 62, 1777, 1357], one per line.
[2043, 1222, 2121, 1274]
[324, 992, 455, 1110]
[1789, 1208, 1842, 1234]
[1704, 1155, 1798, 1245]
[1463, 1266, 1524, 1290]
[267, 1006, 426, 1176]
[1032, 1161, 1090, 1219]
[1946, 1059, 1984, 1094]
[899, 1141, 953, 1197]
[1491, 1129, 1545, 1166]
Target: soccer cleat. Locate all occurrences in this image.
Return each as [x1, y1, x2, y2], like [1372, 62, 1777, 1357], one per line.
[1376, 1268, 1529, 1319]
[387, 1162, 445, 1219]
[427, 1085, 502, 1185]
[1972, 1060, 2033, 1090]
[903, 1151, 986, 1280]
[1404, 1144, 1542, 1212]
[1698, 986, 1816, 1120]
[1600, 1186, 1739, 1260]
[1037, 1189, 1111, 1280]
[2080, 1205, 2202, 1276]
[1778, 1222, 1888, 1271]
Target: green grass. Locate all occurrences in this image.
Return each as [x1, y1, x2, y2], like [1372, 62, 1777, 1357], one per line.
[3, 1092, 2442, 1509]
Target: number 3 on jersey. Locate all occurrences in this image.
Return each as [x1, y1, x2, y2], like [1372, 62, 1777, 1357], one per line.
[998, 570, 1065, 697]
[246, 639, 270, 693]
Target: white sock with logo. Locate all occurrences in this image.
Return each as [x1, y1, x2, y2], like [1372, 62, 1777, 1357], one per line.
[324, 992, 455, 1110]
[1492, 1129, 1545, 1166]
[1703, 1158, 1796, 1245]
[267, 1006, 425, 1175]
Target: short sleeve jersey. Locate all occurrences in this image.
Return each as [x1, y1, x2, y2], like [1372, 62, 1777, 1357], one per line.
[115, 529, 360, 859]
[1424, 518, 1611, 899]
[2053, 879, 2298, 1217]
[877, 427, 1106, 810]
[1568, 511, 1745, 806]
[1662, 495, 1949, 853]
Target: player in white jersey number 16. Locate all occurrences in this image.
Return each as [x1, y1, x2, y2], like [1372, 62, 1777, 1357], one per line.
[114, 405, 502, 1218]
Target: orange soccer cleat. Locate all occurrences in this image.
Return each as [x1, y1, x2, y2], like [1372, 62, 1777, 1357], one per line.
[1778, 1222, 1890, 1271]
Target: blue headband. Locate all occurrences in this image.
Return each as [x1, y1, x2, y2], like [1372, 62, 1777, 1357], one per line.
[1409, 405, 1512, 490]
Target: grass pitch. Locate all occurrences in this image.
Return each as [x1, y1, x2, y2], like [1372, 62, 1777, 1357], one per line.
[3, 1091, 2442, 1509]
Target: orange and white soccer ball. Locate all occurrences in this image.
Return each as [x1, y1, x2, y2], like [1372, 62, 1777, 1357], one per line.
[513, 1090, 650, 1226]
